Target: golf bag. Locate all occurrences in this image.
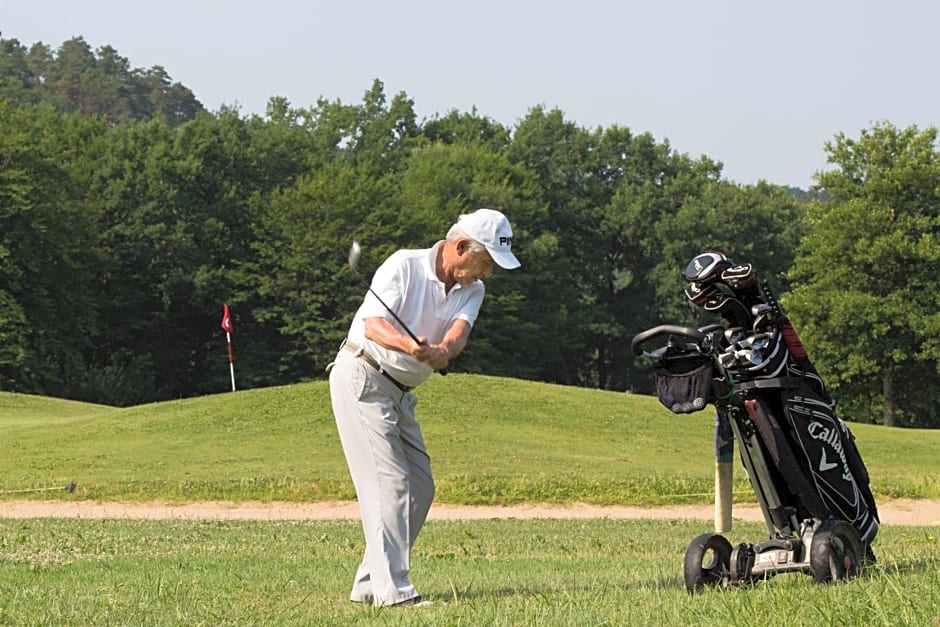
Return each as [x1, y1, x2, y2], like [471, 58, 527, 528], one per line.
[632, 252, 879, 591]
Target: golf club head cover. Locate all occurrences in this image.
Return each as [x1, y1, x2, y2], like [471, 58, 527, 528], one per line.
[684, 281, 720, 306]
[684, 251, 734, 285]
[720, 263, 756, 290]
[702, 292, 751, 329]
[720, 262, 767, 311]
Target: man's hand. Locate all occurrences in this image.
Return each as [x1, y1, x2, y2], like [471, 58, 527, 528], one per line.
[412, 338, 449, 371]
[364, 317, 470, 373]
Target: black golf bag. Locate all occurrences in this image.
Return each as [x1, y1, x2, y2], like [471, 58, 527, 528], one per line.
[632, 252, 880, 592]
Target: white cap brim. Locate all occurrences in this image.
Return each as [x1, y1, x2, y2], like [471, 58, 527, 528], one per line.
[489, 248, 521, 270]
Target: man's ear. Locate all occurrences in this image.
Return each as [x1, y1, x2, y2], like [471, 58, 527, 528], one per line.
[456, 239, 471, 255]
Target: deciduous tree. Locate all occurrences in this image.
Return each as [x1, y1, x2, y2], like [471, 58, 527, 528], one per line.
[786, 123, 940, 427]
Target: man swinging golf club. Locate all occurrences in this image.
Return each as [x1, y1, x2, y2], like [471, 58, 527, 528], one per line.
[328, 208, 521, 607]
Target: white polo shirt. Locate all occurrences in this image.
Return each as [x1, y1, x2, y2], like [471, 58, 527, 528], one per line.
[347, 241, 485, 388]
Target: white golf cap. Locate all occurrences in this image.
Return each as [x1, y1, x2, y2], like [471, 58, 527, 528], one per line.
[457, 208, 521, 269]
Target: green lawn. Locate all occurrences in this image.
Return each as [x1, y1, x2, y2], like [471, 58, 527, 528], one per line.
[2, 376, 939, 504]
[2, 381, 939, 625]
[0, 517, 937, 625]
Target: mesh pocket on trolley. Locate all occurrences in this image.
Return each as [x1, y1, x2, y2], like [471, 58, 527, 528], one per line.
[654, 358, 715, 414]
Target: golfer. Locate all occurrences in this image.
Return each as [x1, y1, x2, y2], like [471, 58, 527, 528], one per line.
[329, 208, 521, 607]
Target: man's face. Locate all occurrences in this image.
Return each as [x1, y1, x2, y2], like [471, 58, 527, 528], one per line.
[453, 243, 495, 285]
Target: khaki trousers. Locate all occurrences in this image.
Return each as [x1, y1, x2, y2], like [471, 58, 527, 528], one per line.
[328, 350, 434, 606]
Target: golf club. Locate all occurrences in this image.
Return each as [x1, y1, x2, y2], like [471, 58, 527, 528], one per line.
[0, 482, 76, 495]
[348, 241, 447, 375]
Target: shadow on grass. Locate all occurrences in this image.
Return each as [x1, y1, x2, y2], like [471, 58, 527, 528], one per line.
[656, 554, 940, 595]
[423, 574, 690, 604]
[872, 556, 940, 577]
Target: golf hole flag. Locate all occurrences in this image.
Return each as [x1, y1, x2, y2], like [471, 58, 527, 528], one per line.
[221, 304, 235, 391]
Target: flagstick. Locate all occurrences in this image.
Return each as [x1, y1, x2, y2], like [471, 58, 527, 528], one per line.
[226, 331, 236, 391]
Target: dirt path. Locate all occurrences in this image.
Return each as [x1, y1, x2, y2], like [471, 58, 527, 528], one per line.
[2, 498, 938, 525]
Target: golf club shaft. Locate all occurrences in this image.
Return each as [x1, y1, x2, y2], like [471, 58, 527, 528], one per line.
[363, 283, 422, 345]
[350, 242, 447, 375]
[357, 278, 448, 376]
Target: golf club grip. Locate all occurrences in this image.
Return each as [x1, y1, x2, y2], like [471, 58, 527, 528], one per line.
[385, 310, 449, 376]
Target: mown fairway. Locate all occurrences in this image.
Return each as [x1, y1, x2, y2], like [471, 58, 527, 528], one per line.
[0, 517, 937, 625]
[2, 376, 939, 504]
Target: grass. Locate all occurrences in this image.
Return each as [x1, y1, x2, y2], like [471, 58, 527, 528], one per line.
[0, 517, 937, 625]
[2, 380, 940, 625]
[2, 376, 939, 504]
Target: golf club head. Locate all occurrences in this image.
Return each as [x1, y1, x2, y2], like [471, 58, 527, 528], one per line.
[724, 326, 745, 344]
[348, 241, 362, 274]
[751, 303, 772, 317]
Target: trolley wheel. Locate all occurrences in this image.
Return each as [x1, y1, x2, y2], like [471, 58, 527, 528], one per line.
[810, 520, 863, 583]
[729, 542, 755, 584]
[684, 533, 732, 594]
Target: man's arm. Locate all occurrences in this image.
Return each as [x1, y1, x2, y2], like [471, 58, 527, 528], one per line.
[363, 317, 422, 355]
[430, 318, 472, 370]
[363, 317, 471, 371]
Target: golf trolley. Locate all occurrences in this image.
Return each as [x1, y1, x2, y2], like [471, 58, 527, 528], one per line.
[631, 252, 880, 594]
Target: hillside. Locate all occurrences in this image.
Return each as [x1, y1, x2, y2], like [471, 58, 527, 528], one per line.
[2, 377, 938, 504]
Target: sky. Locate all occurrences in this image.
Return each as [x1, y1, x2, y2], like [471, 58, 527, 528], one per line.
[6, 0, 938, 189]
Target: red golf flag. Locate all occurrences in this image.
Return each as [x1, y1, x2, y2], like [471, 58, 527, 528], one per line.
[221, 303, 233, 333]
[220, 303, 236, 391]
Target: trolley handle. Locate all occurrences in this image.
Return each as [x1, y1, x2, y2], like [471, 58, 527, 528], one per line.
[631, 325, 707, 356]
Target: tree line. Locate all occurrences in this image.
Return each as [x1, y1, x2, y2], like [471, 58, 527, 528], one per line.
[0, 36, 202, 127]
[1, 37, 938, 427]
